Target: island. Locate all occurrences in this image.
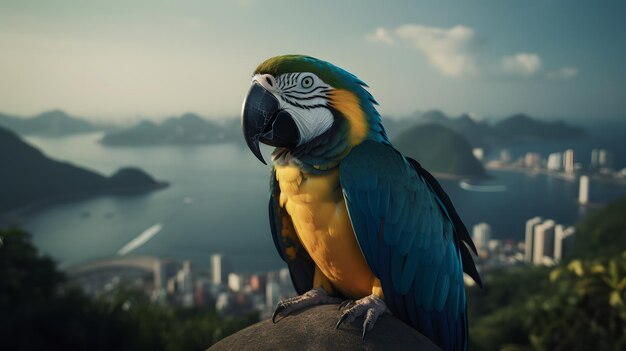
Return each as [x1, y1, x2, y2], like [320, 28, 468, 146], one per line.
[0, 109, 109, 137]
[393, 123, 487, 179]
[101, 113, 234, 146]
[0, 126, 168, 217]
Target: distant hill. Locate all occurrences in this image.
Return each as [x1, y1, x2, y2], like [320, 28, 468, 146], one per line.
[0, 126, 167, 215]
[101, 113, 230, 146]
[385, 110, 585, 148]
[492, 113, 585, 140]
[0, 110, 109, 137]
[393, 123, 487, 179]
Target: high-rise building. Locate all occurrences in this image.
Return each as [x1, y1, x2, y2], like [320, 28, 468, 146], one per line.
[176, 260, 193, 294]
[564, 149, 575, 174]
[228, 273, 242, 292]
[554, 225, 576, 262]
[546, 152, 563, 171]
[472, 148, 484, 161]
[579, 175, 590, 204]
[472, 222, 492, 254]
[153, 260, 166, 291]
[525, 217, 543, 263]
[249, 274, 267, 292]
[533, 220, 556, 266]
[211, 254, 223, 286]
[599, 149, 613, 169]
[591, 149, 600, 169]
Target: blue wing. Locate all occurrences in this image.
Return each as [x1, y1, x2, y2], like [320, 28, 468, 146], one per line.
[268, 168, 315, 295]
[340, 140, 481, 351]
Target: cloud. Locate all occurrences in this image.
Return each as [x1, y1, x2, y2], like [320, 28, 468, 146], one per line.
[547, 66, 578, 79]
[500, 53, 543, 76]
[366, 27, 395, 46]
[366, 24, 476, 77]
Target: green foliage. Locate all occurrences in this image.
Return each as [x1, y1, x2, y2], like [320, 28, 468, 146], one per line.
[468, 195, 626, 351]
[468, 267, 550, 351]
[0, 228, 257, 351]
[570, 196, 626, 260]
[526, 256, 626, 351]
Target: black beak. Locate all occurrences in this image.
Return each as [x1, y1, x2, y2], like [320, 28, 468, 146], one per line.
[241, 83, 300, 164]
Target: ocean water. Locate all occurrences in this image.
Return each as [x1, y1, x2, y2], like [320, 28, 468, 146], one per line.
[18, 133, 626, 273]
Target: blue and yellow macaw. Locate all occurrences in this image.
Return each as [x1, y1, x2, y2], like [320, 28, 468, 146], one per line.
[241, 55, 481, 350]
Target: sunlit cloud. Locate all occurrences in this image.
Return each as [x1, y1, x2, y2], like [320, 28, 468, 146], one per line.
[366, 24, 477, 77]
[366, 27, 395, 46]
[500, 53, 543, 76]
[547, 66, 578, 79]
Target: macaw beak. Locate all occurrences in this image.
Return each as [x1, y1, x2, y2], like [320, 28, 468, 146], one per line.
[241, 83, 300, 164]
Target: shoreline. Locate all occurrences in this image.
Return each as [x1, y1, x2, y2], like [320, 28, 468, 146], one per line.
[486, 162, 626, 187]
[430, 171, 490, 182]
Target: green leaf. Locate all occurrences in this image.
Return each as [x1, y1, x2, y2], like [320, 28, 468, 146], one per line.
[610, 291, 623, 307]
[568, 260, 584, 276]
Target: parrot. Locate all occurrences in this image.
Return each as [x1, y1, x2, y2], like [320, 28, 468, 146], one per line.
[241, 54, 482, 351]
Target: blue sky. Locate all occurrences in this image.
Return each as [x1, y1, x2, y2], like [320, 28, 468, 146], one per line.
[0, 0, 624, 121]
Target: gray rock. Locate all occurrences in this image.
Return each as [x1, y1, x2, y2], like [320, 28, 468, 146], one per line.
[209, 304, 441, 351]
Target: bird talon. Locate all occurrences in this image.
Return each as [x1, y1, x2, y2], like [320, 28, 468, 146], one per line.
[271, 288, 340, 324]
[338, 299, 354, 310]
[334, 294, 387, 334]
[335, 312, 350, 329]
[271, 304, 285, 323]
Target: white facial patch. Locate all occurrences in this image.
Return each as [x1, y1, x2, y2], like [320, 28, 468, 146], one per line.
[279, 103, 333, 145]
[251, 72, 334, 146]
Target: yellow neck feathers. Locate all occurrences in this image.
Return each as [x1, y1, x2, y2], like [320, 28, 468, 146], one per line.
[328, 89, 368, 147]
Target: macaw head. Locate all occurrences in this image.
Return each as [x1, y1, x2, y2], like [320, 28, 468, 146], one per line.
[241, 55, 388, 171]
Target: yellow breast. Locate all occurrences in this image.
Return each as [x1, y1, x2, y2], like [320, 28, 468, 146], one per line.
[275, 165, 375, 298]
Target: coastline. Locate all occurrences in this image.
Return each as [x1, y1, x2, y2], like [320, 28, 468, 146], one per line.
[486, 162, 626, 187]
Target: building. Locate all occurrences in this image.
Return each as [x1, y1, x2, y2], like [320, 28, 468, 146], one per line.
[266, 281, 281, 309]
[564, 149, 575, 174]
[524, 152, 541, 168]
[500, 149, 512, 164]
[579, 175, 590, 204]
[176, 260, 193, 294]
[472, 148, 484, 161]
[524, 217, 543, 263]
[228, 273, 243, 292]
[554, 225, 576, 262]
[533, 220, 556, 266]
[472, 222, 492, 254]
[591, 149, 600, 169]
[212, 254, 223, 286]
[546, 152, 563, 171]
[599, 149, 613, 169]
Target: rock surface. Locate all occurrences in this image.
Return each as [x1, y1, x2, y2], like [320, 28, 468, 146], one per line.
[209, 304, 441, 351]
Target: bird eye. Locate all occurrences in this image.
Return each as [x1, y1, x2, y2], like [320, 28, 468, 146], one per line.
[301, 76, 314, 88]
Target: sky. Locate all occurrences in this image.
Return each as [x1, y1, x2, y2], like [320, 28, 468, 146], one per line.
[0, 0, 624, 122]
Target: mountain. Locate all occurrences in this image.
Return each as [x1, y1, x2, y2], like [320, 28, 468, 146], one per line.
[393, 123, 487, 179]
[385, 110, 585, 148]
[492, 113, 585, 140]
[0, 110, 107, 136]
[0, 126, 167, 215]
[101, 113, 229, 146]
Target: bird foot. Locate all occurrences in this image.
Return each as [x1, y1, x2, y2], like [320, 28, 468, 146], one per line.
[272, 287, 341, 323]
[336, 294, 389, 339]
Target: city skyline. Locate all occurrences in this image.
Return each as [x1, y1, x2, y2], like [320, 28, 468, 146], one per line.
[1, 1, 625, 121]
